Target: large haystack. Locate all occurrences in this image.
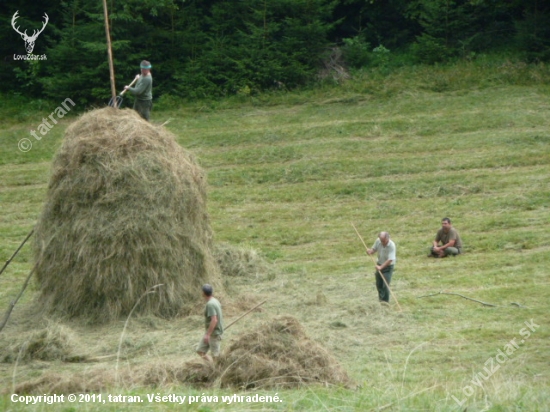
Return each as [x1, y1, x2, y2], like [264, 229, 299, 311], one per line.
[33, 107, 220, 322]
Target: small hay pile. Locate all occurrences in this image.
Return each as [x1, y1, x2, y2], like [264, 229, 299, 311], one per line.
[215, 316, 350, 389]
[214, 243, 271, 278]
[138, 359, 215, 387]
[3, 322, 77, 363]
[33, 107, 220, 322]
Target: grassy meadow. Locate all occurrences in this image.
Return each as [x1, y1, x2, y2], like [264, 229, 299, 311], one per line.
[0, 60, 549, 411]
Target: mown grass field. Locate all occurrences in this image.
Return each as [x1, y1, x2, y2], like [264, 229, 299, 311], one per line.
[0, 61, 549, 411]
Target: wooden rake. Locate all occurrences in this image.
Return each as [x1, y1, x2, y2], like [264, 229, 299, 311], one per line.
[352, 223, 402, 312]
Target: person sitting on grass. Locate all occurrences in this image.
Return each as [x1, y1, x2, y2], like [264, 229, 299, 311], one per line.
[429, 217, 463, 258]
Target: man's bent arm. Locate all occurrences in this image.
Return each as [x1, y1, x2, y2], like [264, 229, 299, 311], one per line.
[439, 239, 456, 250]
[129, 77, 150, 95]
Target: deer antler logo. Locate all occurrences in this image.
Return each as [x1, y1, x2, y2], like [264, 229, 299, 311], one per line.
[11, 11, 49, 54]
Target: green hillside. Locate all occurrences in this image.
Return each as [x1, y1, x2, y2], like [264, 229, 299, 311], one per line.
[0, 65, 549, 411]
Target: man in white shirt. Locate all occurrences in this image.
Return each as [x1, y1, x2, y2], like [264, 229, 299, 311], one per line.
[367, 232, 397, 303]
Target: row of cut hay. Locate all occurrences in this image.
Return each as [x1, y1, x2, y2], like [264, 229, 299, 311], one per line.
[10, 317, 351, 394]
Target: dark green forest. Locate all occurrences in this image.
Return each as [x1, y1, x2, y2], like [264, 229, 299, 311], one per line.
[1, 0, 549, 104]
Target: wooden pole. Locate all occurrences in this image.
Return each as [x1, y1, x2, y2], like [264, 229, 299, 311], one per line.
[225, 300, 267, 331]
[0, 263, 38, 333]
[352, 223, 402, 312]
[0, 229, 34, 278]
[102, 0, 117, 105]
[417, 291, 498, 307]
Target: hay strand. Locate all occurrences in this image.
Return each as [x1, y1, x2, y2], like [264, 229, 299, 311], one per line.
[12, 341, 28, 393]
[116, 284, 163, 384]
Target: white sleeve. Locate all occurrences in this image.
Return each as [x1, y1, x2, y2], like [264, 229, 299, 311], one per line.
[387, 243, 396, 262]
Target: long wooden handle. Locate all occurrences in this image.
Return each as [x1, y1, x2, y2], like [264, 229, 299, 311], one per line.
[0, 262, 38, 332]
[352, 223, 370, 254]
[102, 0, 117, 102]
[352, 223, 402, 312]
[225, 300, 267, 331]
[0, 229, 34, 278]
[120, 76, 139, 96]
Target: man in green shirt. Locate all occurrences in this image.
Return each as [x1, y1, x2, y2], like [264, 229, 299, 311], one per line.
[124, 60, 153, 121]
[367, 231, 396, 303]
[429, 217, 463, 257]
[196, 284, 224, 362]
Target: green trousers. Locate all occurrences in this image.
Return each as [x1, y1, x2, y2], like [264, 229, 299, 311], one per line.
[375, 265, 394, 302]
[133, 99, 152, 121]
[429, 246, 461, 257]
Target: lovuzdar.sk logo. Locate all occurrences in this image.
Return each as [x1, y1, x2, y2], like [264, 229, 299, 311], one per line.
[11, 10, 48, 60]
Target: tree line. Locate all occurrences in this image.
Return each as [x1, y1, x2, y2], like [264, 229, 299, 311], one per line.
[1, 0, 548, 104]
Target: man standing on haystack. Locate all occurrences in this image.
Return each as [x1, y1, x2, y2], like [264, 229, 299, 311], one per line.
[197, 284, 224, 362]
[367, 232, 397, 303]
[124, 60, 153, 121]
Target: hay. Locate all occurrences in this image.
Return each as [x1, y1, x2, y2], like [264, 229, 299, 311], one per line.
[13, 369, 112, 395]
[214, 243, 271, 278]
[33, 107, 221, 322]
[215, 316, 351, 389]
[138, 359, 215, 386]
[10, 317, 351, 394]
[222, 294, 263, 317]
[3, 322, 77, 362]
